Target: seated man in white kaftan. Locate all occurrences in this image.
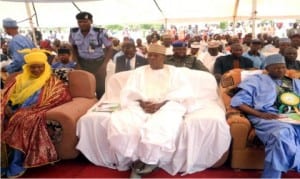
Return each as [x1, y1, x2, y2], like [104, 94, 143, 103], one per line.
[76, 44, 230, 177]
[107, 44, 196, 177]
[231, 54, 300, 178]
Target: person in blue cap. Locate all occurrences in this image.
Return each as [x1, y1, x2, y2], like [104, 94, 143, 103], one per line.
[1, 18, 35, 74]
[231, 54, 300, 178]
[164, 40, 208, 71]
[69, 11, 113, 99]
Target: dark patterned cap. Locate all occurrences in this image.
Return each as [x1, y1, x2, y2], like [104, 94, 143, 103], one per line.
[172, 41, 187, 48]
[76, 11, 93, 20]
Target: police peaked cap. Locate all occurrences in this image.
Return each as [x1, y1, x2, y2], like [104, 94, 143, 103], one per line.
[57, 48, 71, 54]
[76, 11, 93, 20]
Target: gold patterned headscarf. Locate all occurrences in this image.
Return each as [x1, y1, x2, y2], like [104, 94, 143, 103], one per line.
[9, 48, 52, 105]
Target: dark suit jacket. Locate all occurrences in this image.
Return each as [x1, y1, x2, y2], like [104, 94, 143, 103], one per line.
[213, 54, 253, 75]
[115, 54, 148, 73]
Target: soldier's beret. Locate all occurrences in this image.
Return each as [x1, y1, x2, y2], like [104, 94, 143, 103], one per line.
[172, 41, 187, 48]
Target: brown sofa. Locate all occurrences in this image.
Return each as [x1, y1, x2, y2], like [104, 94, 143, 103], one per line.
[3, 70, 98, 160]
[46, 70, 98, 159]
[219, 68, 300, 169]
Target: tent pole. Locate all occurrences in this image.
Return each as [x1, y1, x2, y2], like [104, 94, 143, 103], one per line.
[164, 18, 167, 31]
[251, 0, 257, 38]
[25, 2, 37, 46]
[232, 0, 240, 35]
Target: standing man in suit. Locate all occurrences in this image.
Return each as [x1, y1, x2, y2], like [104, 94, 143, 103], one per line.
[69, 11, 113, 99]
[115, 42, 148, 73]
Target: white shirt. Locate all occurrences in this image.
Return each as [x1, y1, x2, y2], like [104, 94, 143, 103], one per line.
[144, 66, 170, 102]
[126, 55, 136, 70]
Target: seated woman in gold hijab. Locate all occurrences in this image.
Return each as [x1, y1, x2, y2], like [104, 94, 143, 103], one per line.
[1, 49, 72, 177]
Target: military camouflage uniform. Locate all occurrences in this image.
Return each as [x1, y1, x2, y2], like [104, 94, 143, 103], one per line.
[165, 55, 209, 72]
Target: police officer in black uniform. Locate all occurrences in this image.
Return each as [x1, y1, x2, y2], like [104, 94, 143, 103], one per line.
[69, 11, 113, 99]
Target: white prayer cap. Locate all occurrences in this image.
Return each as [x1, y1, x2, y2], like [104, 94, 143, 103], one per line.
[190, 42, 201, 49]
[278, 38, 291, 43]
[207, 40, 220, 48]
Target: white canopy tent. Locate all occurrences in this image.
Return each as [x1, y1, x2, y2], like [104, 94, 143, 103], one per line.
[1, 0, 299, 28]
[0, 0, 299, 44]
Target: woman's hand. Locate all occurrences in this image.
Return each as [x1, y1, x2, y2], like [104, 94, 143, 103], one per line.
[4, 105, 14, 118]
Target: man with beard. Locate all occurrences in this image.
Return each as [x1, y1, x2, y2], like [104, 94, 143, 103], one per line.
[164, 41, 208, 71]
[213, 43, 253, 82]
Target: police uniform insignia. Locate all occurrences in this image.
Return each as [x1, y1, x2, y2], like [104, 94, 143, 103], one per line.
[93, 27, 100, 32]
[84, 14, 89, 19]
[70, 27, 79, 33]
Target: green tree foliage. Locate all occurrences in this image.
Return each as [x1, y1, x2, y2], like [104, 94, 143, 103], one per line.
[105, 24, 123, 31]
[104, 24, 162, 31]
[219, 21, 228, 30]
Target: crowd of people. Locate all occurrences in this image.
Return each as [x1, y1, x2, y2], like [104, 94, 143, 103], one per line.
[1, 10, 300, 178]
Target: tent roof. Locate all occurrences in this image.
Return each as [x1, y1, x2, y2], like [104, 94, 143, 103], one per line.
[0, 0, 299, 27]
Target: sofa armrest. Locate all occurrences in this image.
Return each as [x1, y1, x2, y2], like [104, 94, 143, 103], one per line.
[46, 97, 97, 159]
[227, 114, 251, 150]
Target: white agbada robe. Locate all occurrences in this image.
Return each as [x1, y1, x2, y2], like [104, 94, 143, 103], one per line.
[107, 65, 195, 166]
[199, 52, 224, 73]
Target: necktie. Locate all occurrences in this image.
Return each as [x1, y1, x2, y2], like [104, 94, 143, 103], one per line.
[126, 59, 131, 70]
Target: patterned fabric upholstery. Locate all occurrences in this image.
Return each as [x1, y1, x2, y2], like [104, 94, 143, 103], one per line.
[46, 120, 63, 143]
[52, 68, 73, 84]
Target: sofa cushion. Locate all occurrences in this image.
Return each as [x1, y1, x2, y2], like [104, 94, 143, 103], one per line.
[68, 70, 96, 98]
